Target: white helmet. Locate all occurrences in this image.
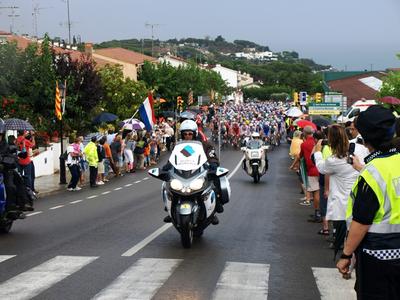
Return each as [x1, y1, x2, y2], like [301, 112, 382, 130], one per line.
[251, 132, 260, 138]
[180, 119, 198, 139]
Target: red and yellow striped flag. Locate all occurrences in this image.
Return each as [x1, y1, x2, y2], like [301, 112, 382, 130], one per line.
[55, 81, 62, 120]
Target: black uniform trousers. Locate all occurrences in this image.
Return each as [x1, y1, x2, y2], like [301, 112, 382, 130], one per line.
[355, 250, 400, 300]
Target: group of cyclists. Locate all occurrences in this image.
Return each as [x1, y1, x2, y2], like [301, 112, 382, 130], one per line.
[207, 102, 288, 150]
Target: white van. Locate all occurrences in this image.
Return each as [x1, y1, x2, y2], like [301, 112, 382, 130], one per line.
[337, 99, 377, 123]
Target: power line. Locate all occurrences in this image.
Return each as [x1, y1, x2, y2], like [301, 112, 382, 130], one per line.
[0, 5, 19, 34]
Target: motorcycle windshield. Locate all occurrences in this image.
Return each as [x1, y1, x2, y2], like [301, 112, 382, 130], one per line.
[247, 140, 263, 149]
[169, 141, 208, 171]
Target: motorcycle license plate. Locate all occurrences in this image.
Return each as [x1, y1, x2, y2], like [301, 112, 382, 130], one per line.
[251, 152, 259, 158]
[180, 203, 191, 209]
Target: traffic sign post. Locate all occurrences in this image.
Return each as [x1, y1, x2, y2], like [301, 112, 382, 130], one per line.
[308, 103, 341, 115]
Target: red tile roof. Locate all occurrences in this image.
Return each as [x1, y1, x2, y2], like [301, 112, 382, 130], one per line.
[327, 72, 386, 106]
[94, 47, 156, 65]
[6, 35, 32, 50]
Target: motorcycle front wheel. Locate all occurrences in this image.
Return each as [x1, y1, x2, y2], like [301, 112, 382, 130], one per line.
[180, 215, 193, 248]
[252, 166, 260, 183]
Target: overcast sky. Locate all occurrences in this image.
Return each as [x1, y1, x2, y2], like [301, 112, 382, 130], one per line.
[1, 0, 399, 70]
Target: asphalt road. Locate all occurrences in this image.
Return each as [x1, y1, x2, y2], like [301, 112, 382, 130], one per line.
[0, 144, 356, 300]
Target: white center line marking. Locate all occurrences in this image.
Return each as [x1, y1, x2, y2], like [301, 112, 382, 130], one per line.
[26, 211, 43, 217]
[120, 156, 244, 257]
[70, 200, 83, 204]
[49, 205, 64, 210]
[0, 255, 16, 263]
[101, 191, 111, 195]
[228, 155, 245, 180]
[142, 177, 149, 180]
[114, 187, 122, 191]
[124, 183, 132, 187]
[121, 224, 172, 257]
[87, 195, 98, 199]
[134, 180, 141, 184]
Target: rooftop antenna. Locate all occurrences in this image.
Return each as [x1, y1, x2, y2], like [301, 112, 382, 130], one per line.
[145, 22, 164, 57]
[0, 4, 19, 34]
[32, 1, 52, 38]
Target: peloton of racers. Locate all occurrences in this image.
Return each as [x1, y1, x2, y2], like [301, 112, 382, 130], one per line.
[208, 102, 288, 149]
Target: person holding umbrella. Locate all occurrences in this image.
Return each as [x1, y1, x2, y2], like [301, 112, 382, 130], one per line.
[16, 131, 35, 190]
[337, 106, 400, 299]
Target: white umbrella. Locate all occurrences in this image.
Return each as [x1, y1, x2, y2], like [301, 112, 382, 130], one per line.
[286, 107, 303, 118]
[120, 118, 145, 130]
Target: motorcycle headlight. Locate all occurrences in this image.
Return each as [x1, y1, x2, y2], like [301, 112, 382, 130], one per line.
[170, 179, 183, 191]
[189, 178, 205, 191]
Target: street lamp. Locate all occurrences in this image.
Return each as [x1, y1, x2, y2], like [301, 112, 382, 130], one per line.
[58, 82, 67, 184]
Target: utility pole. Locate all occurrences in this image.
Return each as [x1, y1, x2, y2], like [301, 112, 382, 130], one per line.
[145, 22, 163, 57]
[32, 2, 51, 38]
[0, 5, 19, 34]
[66, 0, 71, 44]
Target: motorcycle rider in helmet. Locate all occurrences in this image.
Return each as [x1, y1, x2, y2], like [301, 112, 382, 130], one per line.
[0, 119, 31, 215]
[243, 132, 269, 170]
[250, 132, 263, 147]
[162, 120, 224, 225]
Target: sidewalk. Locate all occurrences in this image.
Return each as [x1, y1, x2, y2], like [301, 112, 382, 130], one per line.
[35, 171, 86, 198]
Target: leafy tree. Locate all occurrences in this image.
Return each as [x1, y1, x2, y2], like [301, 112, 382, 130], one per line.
[99, 64, 148, 119]
[139, 61, 229, 109]
[378, 55, 400, 113]
[53, 52, 104, 134]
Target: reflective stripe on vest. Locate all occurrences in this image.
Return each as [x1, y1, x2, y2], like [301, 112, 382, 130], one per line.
[347, 154, 400, 234]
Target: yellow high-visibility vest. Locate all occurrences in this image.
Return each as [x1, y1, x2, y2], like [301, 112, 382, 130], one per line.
[347, 153, 400, 233]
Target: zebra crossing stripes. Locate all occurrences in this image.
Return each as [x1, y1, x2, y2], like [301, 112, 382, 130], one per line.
[92, 258, 182, 300]
[0, 256, 358, 300]
[312, 267, 356, 300]
[0, 255, 15, 263]
[0, 255, 98, 300]
[212, 262, 270, 300]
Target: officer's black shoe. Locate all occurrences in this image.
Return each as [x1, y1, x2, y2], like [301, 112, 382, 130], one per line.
[216, 202, 224, 213]
[211, 215, 219, 225]
[163, 215, 172, 223]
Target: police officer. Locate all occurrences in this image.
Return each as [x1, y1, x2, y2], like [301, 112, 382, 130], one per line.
[337, 106, 400, 299]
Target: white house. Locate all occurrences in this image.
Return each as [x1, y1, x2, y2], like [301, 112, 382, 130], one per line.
[212, 64, 238, 89]
[158, 54, 189, 68]
[211, 64, 254, 104]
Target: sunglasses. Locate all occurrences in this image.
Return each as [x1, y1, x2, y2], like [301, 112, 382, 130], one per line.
[183, 132, 193, 136]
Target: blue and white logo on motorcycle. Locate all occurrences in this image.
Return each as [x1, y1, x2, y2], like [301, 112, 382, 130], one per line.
[181, 145, 195, 157]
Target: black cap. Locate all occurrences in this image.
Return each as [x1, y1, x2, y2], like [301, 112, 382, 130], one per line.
[355, 105, 395, 144]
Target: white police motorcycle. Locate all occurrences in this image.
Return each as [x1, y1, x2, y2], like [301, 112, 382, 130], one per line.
[241, 139, 269, 183]
[149, 141, 230, 248]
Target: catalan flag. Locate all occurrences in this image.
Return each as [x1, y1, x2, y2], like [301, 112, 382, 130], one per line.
[55, 81, 62, 120]
[188, 89, 194, 105]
